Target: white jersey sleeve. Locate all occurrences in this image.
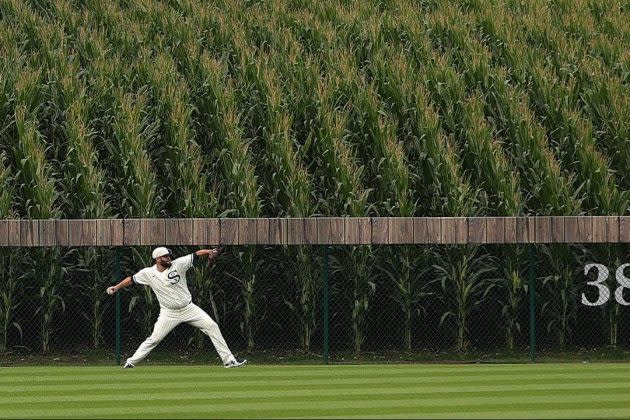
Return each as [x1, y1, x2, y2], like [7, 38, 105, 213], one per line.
[132, 268, 153, 286]
[173, 253, 194, 272]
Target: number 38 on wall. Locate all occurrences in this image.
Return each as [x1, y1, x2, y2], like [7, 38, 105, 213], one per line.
[582, 264, 630, 306]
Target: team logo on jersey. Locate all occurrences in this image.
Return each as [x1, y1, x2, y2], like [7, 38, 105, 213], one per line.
[167, 271, 181, 285]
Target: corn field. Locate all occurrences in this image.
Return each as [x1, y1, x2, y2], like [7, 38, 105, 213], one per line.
[0, 0, 630, 358]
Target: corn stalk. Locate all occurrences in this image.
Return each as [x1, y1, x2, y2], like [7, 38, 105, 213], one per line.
[433, 246, 496, 352]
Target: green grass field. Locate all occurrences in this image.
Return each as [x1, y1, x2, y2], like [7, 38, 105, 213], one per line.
[2, 363, 630, 418]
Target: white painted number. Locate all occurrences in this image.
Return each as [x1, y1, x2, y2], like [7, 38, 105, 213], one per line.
[582, 264, 610, 306]
[614, 263, 630, 306]
[582, 263, 630, 306]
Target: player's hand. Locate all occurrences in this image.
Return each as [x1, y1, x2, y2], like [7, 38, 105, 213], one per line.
[106, 286, 116, 295]
[207, 248, 221, 265]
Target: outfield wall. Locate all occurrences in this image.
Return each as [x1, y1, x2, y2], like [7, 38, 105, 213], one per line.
[0, 216, 628, 246]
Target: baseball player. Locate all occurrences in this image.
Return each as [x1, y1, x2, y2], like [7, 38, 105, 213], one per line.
[106, 246, 247, 369]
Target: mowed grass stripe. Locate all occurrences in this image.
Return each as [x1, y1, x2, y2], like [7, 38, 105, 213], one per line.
[0, 363, 623, 379]
[3, 397, 630, 418]
[1, 388, 628, 409]
[1, 364, 628, 385]
[2, 373, 628, 394]
[319, 407, 630, 419]
[3, 383, 630, 403]
[2, 372, 629, 391]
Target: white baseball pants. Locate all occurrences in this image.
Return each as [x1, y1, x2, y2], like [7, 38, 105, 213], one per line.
[126, 303, 234, 366]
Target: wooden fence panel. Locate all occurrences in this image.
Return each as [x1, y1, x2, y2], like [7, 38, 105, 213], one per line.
[0, 220, 8, 246]
[318, 218, 344, 245]
[39, 220, 56, 247]
[1, 217, 629, 246]
[140, 219, 165, 246]
[268, 218, 287, 245]
[164, 219, 194, 246]
[220, 218, 239, 245]
[565, 216, 593, 243]
[238, 218, 258, 245]
[371, 218, 389, 244]
[388, 217, 413, 244]
[123, 219, 142, 246]
[487, 217, 505, 243]
[620, 217, 630, 242]
[467, 217, 487, 244]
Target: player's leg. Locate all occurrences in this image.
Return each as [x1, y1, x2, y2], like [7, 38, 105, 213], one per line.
[126, 312, 180, 366]
[183, 304, 244, 366]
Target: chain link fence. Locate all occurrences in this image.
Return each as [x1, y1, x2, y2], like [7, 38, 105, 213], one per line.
[1, 244, 630, 365]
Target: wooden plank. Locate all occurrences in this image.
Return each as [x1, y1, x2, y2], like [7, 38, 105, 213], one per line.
[38, 220, 56, 247]
[515, 217, 530, 243]
[110, 219, 124, 246]
[286, 218, 305, 245]
[426, 218, 442, 244]
[20, 220, 38, 247]
[344, 217, 370, 245]
[192, 218, 208, 245]
[255, 218, 269, 245]
[165, 218, 194, 245]
[81, 219, 97, 246]
[606, 216, 620, 243]
[550, 216, 565, 243]
[456, 218, 467, 244]
[207, 218, 220, 245]
[123, 219, 142, 245]
[620, 217, 630, 242]
[467, 217, 487, 244]
[530, 216, 551, 244]
[371, 218, 389, 244]
[304, 218, 319, 244]
[68, 220, 83, 246]
[329, 218, 344, 244]
[238, 218, 257, 245]
[97, 219, 125, 246]
[97, 219, 111, 246]
[486, 217, 505, 243]
[565, 216, 592, 243]
[592, 216, 605, 243]
[441, 218, 456, 244]
[220, 218, 239, 245]
[318, 217, 345, 245]
[504, 217, 516, 243]
[68, 219, 97, 246]
[0, 220, 8, 246]
[388, 217, 414, 244]
[268, 218, 287, 245]
[55, 219, 69, 246]
[534, 216, 551, 243]
[192, 218, 220, 245]
[140, 219, 166, 245]
[413, 218, 429, 244]
[593, 216, 619, 243]
[8, 220, 20, 246]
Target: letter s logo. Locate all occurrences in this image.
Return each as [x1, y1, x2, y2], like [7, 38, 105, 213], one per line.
[167, 271, 181, 285]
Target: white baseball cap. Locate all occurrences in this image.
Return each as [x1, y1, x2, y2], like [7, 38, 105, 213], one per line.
[152, 247, 172, 259]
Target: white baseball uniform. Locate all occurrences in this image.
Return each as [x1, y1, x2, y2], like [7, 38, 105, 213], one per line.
[126, 253, 236, 366]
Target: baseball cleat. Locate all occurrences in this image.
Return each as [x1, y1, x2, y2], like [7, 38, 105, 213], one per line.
[123, 362, 134, 369]
[224, 358, 247, 368]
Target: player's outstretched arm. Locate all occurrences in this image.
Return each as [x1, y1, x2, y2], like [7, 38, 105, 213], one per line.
[106, 276, 133, 295]
[194, 248, 221, 265]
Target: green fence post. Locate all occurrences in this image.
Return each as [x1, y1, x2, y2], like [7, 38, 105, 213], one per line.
[115, 249, 121, 366]
[322, 246, 329, 365]
[528, 244, 536, 363]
